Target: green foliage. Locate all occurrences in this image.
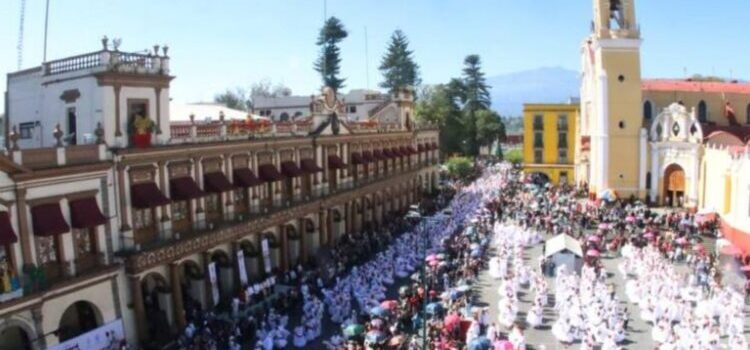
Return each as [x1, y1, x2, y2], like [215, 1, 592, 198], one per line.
[475, 109, 506, 147]
[379, 30, 421, 92]
[445, 156, 474, 180]
[214, 87, 251, 111]
[314, 17, 348, 92]
[505, 148, 523, 165]
[415, 84, 464, 156]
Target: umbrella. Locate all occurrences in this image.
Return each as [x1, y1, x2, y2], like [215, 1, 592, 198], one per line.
[587, 235, 601, 242]
[494, 340, 514, 350]
[380, 300, 398, 310]
[370, 318, 385, 328]
[598, 223, 609, 230]
[426, 254, 439, 262]
[471, 249, 482, 258]
[599, 189, 617, 202]
[429, 260, 440, 267]
[586, 249, 600, 257]
[625, 216, 636, 223]
[469, 336, 492, 350]
[365, 330, 388, 344]
[369, 306, 390, 318]
[675, 237, 687, 245]
[644, 233, 654, 239]
[343, 324, 365, 338]
[426, 302, 444, 315]
[444, 314, 461, 330]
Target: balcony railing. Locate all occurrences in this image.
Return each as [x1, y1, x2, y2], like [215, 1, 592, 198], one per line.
[43, 49, 170, 77]
[118, 162, 435, 257]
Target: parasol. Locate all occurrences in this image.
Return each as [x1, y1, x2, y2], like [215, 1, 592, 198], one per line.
[380, 300, 398, 310]
[369, 306, 390, 318]
[587, 235, 601, 242]
[586, 249, 600, 257]
[343, 324, 365, 338]
[365, 330, 388, 344]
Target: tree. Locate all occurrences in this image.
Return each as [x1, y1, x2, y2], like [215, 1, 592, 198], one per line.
[459, 55, 492, 156]
[445, 156, 474, 181]
[414, 84, 464, 156]
[214, 88, 250, 111]
[314, 17, 348, 92]
[250, 80, 293, 99]
[379, 30, 421, 92]
[475, 109, 506, 147]
[505, 148, 523, 165]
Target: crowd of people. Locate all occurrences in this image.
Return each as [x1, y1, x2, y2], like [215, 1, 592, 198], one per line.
[165, 159, 750, 349]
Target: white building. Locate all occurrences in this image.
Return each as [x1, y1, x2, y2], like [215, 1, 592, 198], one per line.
[253, 89, 389, 122]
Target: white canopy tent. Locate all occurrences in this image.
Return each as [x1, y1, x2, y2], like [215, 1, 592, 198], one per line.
[544, 233, 584, 275]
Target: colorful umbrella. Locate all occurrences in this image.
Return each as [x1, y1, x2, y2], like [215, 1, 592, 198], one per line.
[599, 189, 617, 202]
[343, 324, 365, 338]
[370, 318, 384, 329]
[369, 306, 390, 318]
[586, 249, 600, 257]
[365, 330, 388, 344]
[494, 340, 514, 350]
[380, 300, 398, 310]
[598, 223, 609, 230]
[426, 254, 439, 262]
[468, 336, 492, 350]
[429, 260, 440, 267]
[444, 314, 461, 330]
[587, 235, 601, 242]
[625, 216, 636, 223]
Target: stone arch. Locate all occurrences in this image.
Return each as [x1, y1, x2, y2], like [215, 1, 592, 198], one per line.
[177, 259, 204, 310]
[279, 112, 290, 122]
[57, 300, 103, 342]
[697, 100, 708, 122]
[0, 318, 35, 350]
[662, 163, 686, 207]
[643, 100, 653, 122]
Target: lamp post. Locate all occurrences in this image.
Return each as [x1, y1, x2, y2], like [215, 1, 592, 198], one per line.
[406, 208, 438, 350]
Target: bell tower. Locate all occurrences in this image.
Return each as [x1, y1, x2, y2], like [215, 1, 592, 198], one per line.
[582, 0, 645, 199]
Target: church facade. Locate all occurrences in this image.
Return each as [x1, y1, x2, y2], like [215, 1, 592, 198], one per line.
[577, 0, 750, 250]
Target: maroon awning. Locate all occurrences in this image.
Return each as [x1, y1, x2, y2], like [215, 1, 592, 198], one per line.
[131, 182, 170, 208]
[327, 155, 347, 169]
[204, 172, 233, 193]
[281, 161, 303, 178]
[382, 149, 394, 158]
[170, 177, 206, 201]
[258, 164, 283, 182]
[300, 158, 323, 173]
[362, 151, 374, 163]
[69, 197, 107, 229]
[31, 203, 70, 236]
[391, 147, 403, 157]
[417, 144, 425, 152]
[407, 146, 417, 155]
[0, 212, 17, 245]
[431, 142, 438, 150]
[233, 168, 263, 187]
[399, 146, 410, 156]
[373, 149, 384, 160]
[351, 152, 364, 165]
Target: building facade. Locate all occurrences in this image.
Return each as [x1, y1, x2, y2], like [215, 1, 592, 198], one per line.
[252, 89, 390, 122]
[1, 41, 440, 350]
[578, 0, 750, 254]
[522, 103, 578, 185]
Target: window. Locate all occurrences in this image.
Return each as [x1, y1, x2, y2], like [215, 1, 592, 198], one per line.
[19, 122, 34, 139]
[234, 188, 246, 204]
[206, 193, 220, 213]
[646, 172, 652, 190]
[643, 101, 653, 121]
[73, 229, 96, 255]
[348, 105, 357, 114]
[172, 201, 188, 221]
[294, 111, 304, 119]
[698, 101, 707, 122]
[534, 149, 543, 163]
[66, 107, 77, 145]
[279, 113, 290, 122]
[558, 149, 568, 163]
[133, 209, 154, 230]
[557, 114, 568, 130]
[36, 236, 58, 265]
[533, 115, 543, 130]
[533, 132, 543, 148]
[558, 132, 568, 148]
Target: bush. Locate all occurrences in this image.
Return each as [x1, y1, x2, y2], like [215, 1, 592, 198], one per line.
[505, 148, 523, 165]
[445, 156, 474, 180]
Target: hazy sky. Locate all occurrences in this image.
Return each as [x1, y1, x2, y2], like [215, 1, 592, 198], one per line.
[2, 0, 749, 108]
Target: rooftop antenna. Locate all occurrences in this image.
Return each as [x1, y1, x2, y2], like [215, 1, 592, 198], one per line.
[16, 0, 26, 69]
[43, 0, 51, 62]
[365, 26, 370, 89]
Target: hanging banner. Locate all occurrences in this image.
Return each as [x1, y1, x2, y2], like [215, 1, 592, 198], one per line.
[208, 262, 220, 306]
[261, 238, 272, 273]
[237, 249, 248, 285]
[47, 319, 125, 350]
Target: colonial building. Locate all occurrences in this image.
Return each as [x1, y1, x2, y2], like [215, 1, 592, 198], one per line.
[0, 39, 440, 349]
[522, 103, 578, 185]
[577, 0, 750, 253]
[252, 89, 393, 123]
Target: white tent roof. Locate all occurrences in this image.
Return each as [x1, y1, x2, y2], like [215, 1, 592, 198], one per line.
[544, 234, 583, 258]
[169, 103, 269, 122]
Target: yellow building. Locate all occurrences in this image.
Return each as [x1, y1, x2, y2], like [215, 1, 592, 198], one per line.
[522, 103, 579, 185]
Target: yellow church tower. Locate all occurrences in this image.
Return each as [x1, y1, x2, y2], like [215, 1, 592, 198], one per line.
[580, 0, 646, 199]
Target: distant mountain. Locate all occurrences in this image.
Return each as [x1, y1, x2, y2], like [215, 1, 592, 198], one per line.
[488, 67, 580, 116]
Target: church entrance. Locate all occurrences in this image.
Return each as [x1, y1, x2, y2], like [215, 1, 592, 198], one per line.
[663, 164, 685, 207]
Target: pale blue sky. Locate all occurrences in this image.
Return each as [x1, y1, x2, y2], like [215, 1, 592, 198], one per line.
[2, 0, 749, 108]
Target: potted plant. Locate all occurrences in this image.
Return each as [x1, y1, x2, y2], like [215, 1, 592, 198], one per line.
[129, 113, 156, 148]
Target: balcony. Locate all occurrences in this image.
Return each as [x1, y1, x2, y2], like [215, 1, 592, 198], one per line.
[117, 161, 435, 273]
[42, 48, 170, 77]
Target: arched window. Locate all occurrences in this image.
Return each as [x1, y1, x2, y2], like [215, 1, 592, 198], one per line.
[697, 100, 707, 122]
[746, 103, 750, 124]
[643, 101, 653, 121]
[293, 111, 303, 119]
[279, 112, 289, 122]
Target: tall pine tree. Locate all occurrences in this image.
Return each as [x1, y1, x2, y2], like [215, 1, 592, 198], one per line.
[379, 30, 421, 92]
[314, 17, 348, 92]
[460, 54, 491, 156]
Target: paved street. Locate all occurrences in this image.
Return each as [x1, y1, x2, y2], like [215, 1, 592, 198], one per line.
[474, 228, 750, 350]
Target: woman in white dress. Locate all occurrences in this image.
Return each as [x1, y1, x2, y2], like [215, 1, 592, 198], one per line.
[525, 303, 543, 328]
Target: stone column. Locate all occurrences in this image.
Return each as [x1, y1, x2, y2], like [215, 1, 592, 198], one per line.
[318, 210, 328, 247]
[14, 188, 33, 269]
[129, 275, 149, 344]
[116, 165, 131, 232]
[202, 251, 213, 311]
[158, 161, 170, 223]
[169, 263, 187, 329]
[298, 218, 308, 264]
[279, 225, 289, 272]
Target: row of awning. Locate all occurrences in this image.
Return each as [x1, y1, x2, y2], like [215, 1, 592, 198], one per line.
[0, 197, 108, 244]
